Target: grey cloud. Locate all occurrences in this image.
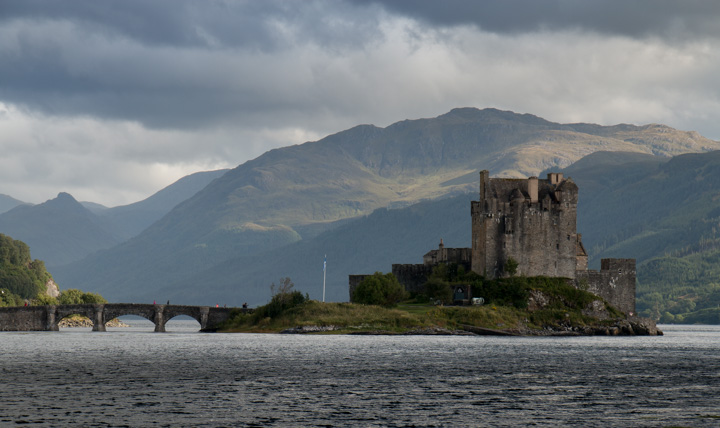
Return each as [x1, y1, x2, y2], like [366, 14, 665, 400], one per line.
[359, 0, 720, 41]
[0, 0, 380, 51]
[0, 0, 384, 129]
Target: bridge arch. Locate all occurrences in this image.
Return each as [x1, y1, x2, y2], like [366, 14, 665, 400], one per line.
[53, 304, 105, 331]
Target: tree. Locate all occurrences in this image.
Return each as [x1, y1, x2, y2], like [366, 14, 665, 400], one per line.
[504, 257, 519, 277]
[32, 293, 58, 306]
[59, 289, 85, 305]
[81, 292, 108, 304]
[423, 277, 453, 304]
[0, 234, 53, 299]
[352, 272, 407, 307]
[270, 277, 295, 300]
[257, 277, 308, 318]
[58, 289, 108, 305]
[0, 288, 23, 307]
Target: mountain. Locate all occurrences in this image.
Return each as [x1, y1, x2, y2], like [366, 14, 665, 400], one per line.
[97, 169, 229, 240]
[154, 149, 720, 322]
[60, 192, 474, 305]
[554, 151, 720, 265]
[0, 193, 121, 267]
[0, 169, 228, 267]
[0, 194, 25, 215]
[52, 108, 719, 304]
[81, 201, 109, 214]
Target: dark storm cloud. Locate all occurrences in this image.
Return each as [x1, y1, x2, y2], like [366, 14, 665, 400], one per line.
[360, 0, 720, 41]
[0, 0, 383, 128]
[0, 0, 381, 51]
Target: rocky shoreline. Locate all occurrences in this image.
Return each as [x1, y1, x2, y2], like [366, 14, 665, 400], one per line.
[279, 317, 662, 336]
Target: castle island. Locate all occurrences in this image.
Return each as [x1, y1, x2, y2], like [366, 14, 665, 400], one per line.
[351, 170, 643, 330]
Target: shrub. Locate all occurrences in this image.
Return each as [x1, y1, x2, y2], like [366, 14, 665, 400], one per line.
[81, 292, 108, 304]
[32, 293, 58, 306]
[352, 272, 407, 307]
[423, 277, 453, 304]
[252, 277, 309, 319]
[58, 289, 108, 305]
[59, 289, 85, 305]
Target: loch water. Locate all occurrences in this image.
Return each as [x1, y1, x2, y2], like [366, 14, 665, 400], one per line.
[1, 321, 720, 427]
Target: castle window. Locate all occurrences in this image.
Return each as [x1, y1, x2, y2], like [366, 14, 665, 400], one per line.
[556, 243, 559, 250]
[567, 235, 570, 241]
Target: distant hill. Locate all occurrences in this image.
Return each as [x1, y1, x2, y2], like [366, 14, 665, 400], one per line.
[57, 192, 474, 305]
[0, 193, 121, 267]
[0, 170, 228, 267]
[51, 107, 719, 305]
[0, 194, 25, 215]
[97, 169, 229, 240]
[556, 150, 720, 265]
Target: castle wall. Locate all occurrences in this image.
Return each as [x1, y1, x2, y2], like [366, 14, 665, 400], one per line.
[576, 258, 636, 315]
[391, 264, 434, 294]
[423, 247, 472, 267]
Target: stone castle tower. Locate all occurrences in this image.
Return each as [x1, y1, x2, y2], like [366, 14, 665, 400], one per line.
[471, 170, 587, 278]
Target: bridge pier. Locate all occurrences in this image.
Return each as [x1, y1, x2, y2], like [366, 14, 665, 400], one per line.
[92, 304, 106, 332]
[154, 304, 166, 333]
[200, 307, 209, 330]
[45, 305, 59, 331]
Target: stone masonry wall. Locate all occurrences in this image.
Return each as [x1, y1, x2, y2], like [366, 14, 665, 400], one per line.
[0, 306, 49, 331]
[391, 264, 434, 295]
[576, 258, 636, 315]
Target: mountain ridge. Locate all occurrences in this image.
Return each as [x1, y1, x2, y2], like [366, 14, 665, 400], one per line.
[51, 108, 720, 303]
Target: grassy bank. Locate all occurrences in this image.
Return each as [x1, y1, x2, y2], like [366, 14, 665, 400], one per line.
[219, 277, 625, 334]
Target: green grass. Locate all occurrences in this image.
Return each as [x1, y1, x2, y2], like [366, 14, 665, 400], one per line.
[220, 298, 609, 334]
[219, 275, 628, 334]
[222, 300, 435, 333]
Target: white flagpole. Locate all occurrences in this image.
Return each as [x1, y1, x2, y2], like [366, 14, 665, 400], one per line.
[323, 255, 327, 303]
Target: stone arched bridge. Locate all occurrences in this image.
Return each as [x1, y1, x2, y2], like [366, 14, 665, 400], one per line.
[0, 303, 249, 332]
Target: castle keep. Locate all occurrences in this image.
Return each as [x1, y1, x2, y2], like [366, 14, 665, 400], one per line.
[472, 171, 584, 278]
[350, 170, 636, 314]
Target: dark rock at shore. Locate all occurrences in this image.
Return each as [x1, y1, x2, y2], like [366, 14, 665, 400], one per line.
[277, 317, 662, 336]
[530, 317, 663, 337]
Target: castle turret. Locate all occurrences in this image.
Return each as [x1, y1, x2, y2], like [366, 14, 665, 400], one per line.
[528, 176, 538, 203]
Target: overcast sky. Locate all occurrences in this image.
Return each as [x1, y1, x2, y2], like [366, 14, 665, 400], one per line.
[1, 0, 719, 207]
